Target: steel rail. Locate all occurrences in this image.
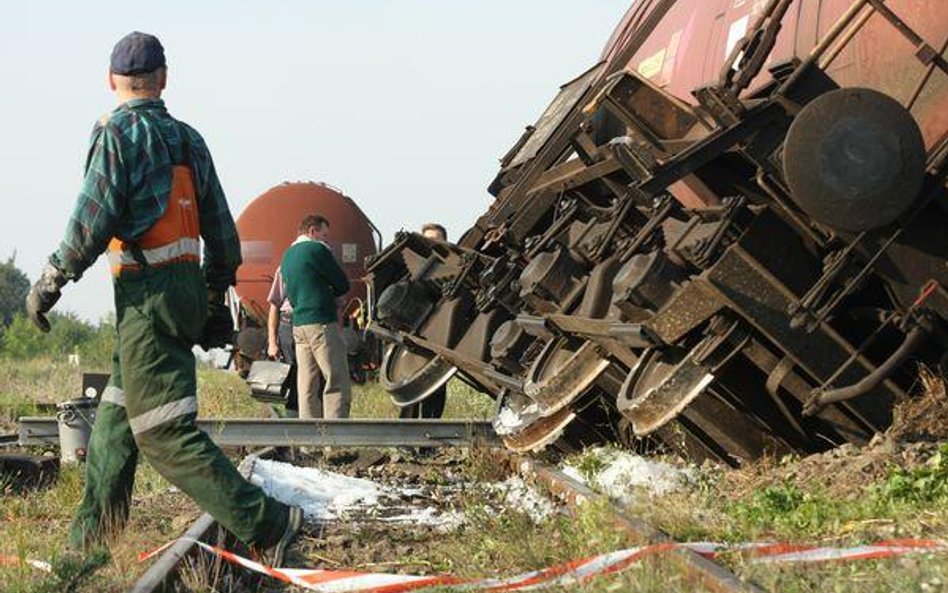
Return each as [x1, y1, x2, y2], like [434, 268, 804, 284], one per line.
[126, 445, 762, 593]
[130, 450, 275, 593]
[17, 417, 500, 448]
[130, 508, 218, 593]
[513, 456, 768, 593]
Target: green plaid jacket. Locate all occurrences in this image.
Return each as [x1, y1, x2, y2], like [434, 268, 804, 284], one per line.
[52, 98, 241, 289]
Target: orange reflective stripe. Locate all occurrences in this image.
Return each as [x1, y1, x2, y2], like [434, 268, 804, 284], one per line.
[108, 165, 201, 276]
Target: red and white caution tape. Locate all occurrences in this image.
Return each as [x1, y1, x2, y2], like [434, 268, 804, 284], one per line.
[0, 554, 52, 573]
[139, 537, 948, 592]
[743, 539, 948, 564]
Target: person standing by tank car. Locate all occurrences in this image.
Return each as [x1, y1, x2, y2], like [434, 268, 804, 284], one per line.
[266, 266, 310, 417]
[281, 215, 352, 419]
[399, 223, 450, 419]
[25, 32, 301, 562]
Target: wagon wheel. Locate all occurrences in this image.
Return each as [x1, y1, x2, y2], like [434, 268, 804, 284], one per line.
[380, 343, 456, 408]
[495, 337, 610, 452]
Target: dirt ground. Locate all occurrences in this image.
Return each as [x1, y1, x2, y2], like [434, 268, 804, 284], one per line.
[723, 371, 948, 499]
[287, 447, 478, 575]
[262, 449, 544, 575]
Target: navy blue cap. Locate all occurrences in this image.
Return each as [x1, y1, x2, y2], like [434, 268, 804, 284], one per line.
[110, 32, 165, 75]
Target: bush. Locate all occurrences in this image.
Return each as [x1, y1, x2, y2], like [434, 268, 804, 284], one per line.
[0, 312, 114, 365]
[79, 315, 116, 368]
[1, 315, 45, 359]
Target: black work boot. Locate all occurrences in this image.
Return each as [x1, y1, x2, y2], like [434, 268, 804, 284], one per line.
[264, 505, 304, 567]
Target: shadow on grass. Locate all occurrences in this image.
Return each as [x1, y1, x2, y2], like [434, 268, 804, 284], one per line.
[28, 548, 109, 593]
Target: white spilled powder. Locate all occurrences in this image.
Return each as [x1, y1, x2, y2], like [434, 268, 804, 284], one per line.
[250, 459, 383, 521]
[493, 402, 539, 435]
[377, 507, 466, 532]
[565, 449, 693, 506]
[250, 458, 466, 529]
[490, 476, 556, 523]
[559, 465, 587, 486]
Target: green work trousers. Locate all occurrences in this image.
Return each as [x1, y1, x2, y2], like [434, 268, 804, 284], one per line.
[69, 264, 288, 550]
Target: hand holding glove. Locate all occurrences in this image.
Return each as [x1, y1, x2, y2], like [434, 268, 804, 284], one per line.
[200, 288, 234, 350]
[25, 263, 67, 333]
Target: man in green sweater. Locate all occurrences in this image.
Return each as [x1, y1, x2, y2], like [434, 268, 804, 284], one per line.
[281, 215, 352, 418]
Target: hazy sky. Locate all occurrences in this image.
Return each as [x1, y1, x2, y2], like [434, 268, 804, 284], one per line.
[0, 1, 629, 322]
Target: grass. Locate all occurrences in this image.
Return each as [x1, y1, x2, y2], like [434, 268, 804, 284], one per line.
[1, 462, 201, 593]
[587, 444, 948, 593]
[291, 446, 684, 593]
[419, 450, 696, 592]
[0, 358, 269, 592]
[0, 358, 496, 592]
[5, 357, 947, 592]
[0, 359, 247, 593]
[350, 377, 496, 420]
[0, 359, 89, 433]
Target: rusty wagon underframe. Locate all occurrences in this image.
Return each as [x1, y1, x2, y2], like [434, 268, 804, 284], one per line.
[367, 0, 948, 465]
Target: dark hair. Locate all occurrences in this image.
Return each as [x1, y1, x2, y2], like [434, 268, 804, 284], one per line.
[421, 223, 447, 241]
[299, 214, 329, 233]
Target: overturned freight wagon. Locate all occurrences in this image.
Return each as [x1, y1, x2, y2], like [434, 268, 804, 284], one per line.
[366, 0, 948, 464]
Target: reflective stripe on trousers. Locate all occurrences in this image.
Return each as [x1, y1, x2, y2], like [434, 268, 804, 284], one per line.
[101, 386, 198, 436]
[128, 396, 198, 435]
[101, 385, 127, 407]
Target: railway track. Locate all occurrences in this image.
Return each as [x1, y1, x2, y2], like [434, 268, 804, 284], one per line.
[78, 418, 767, 593]
[17, 417, 500, 449]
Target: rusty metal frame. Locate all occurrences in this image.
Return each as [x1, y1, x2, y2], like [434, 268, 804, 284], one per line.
[362, 0, 948, 463]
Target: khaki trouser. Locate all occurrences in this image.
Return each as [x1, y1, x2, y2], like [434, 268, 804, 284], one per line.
[293, 322, 352, 418]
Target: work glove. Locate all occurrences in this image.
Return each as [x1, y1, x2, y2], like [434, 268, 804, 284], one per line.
[25, 263, 67, 333]
[199, 288, 234, 350]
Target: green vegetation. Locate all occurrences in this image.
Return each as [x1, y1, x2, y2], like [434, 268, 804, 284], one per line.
[711, 447, 948, 543]
[0, 358, 87, 432]
[0, 360, 265, 593]
[350, 377, 495, 420]
[0, 257, 115, 367]
[3, 349, 946, 592]
[0, 255, 30, 329]
[874, 443, 948, 503]
[718, 447, 948, 544]
[1, 313, 115, 367]
[0, 356, 496, 592]
[439, 453, 635, 588]
[570, 447, 612, 483]
[605, 444, 948, 592]
[2, 462, 203, 593]
[438, 497, 648, 587]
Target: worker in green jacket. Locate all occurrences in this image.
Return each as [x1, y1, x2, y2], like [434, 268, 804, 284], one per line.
[25, 31, 301, 564]
[280, 214, 352, 419]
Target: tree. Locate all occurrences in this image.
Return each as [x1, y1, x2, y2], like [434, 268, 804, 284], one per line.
[0, 255, 30, 330]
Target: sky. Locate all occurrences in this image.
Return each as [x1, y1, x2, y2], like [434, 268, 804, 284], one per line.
[0, 1, 630, 322]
